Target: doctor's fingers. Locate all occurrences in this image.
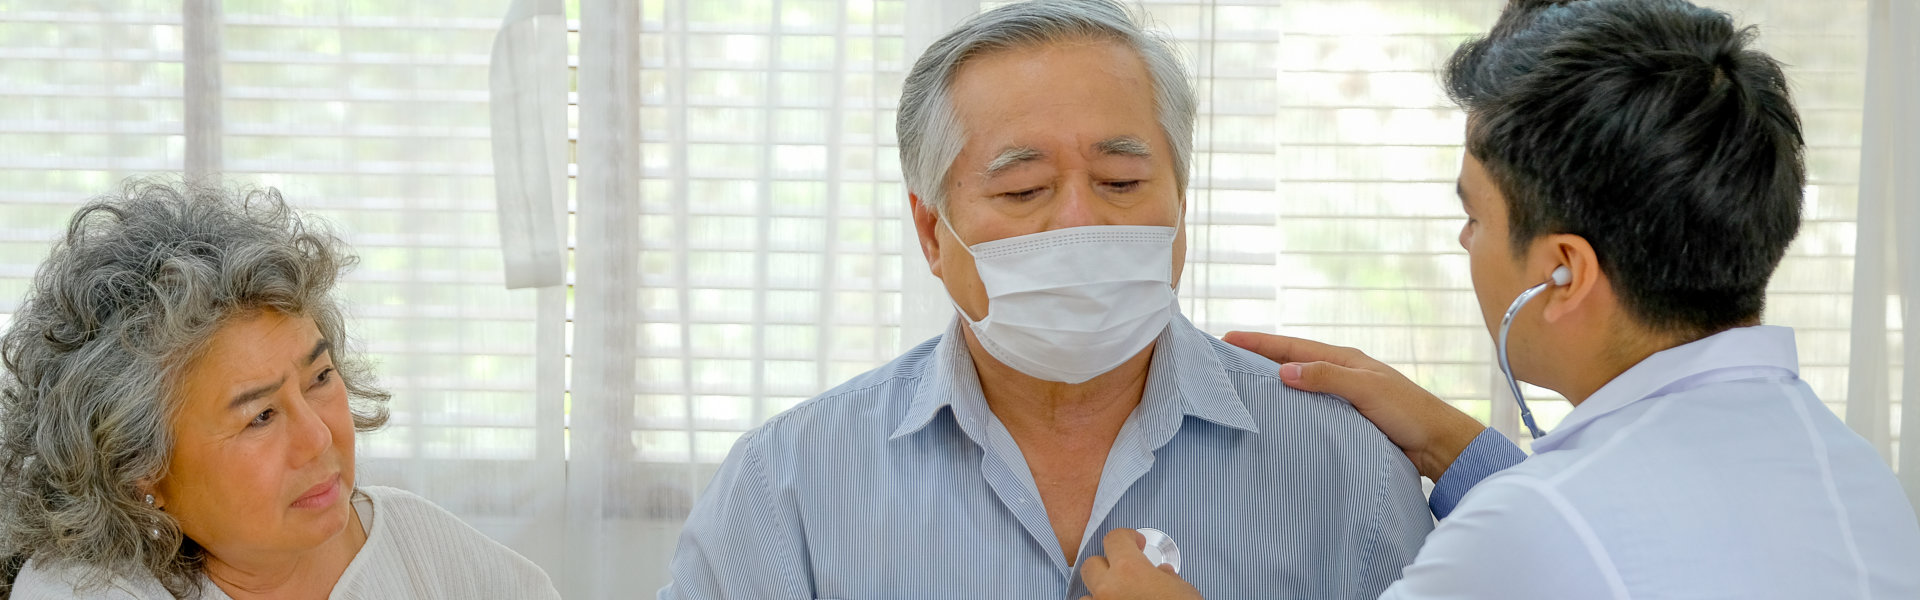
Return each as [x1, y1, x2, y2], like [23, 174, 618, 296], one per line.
[1278, 358, 1444, 429]
[1284, 358, 1489, 480]
[1101, 528, 1150, 564]
[1222, 331, 1425, 406]
[1082, 554, 1113, 589]
[1277, 359, 1397, 400]
[1222, 331, 1378, 370]
[1081, 530, 1143, 592]
[1083, 530, 1196, 600]
[1080, 566, 1187, 600]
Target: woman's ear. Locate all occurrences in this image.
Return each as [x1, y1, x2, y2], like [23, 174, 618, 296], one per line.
[139, 478, 165, 510]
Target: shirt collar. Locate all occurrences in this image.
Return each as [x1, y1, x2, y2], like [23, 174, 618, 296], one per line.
[1530, 324, 1800, 452]
[890, 311, 1258, 443]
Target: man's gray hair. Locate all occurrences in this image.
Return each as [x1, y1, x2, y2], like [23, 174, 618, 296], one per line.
[897, 0, 1196, 212]
[0, 178, 389, 595]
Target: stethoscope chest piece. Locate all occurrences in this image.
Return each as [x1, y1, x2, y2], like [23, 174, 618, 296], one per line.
[1137, 527, 1181, 575]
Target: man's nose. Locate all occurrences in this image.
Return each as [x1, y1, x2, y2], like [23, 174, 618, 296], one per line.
[1048, 177, 1101, 230]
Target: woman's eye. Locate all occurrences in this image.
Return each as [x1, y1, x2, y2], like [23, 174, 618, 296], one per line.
[250, 408, 277, 428]
[1106, 180, 1142, 192]
[312, 367, 335, 388]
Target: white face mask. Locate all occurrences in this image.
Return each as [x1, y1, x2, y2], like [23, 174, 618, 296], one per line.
[943, 218, 1179, 384]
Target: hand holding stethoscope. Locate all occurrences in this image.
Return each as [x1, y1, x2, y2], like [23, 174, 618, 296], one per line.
[1081, 528, 1197, 600]
[1082, 267, 1574, 599]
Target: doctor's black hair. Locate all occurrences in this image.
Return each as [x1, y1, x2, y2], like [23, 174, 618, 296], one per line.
[1445, 0, 1804, 338]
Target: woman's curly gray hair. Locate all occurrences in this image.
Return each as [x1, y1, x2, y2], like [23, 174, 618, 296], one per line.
[0, 178, 388, 596]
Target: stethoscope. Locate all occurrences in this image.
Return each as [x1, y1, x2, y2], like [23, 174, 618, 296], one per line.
[1498, 265, 1571, 439]
[1137, 528, 1181, 574]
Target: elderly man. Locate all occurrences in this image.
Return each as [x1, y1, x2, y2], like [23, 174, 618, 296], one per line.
[658, 1, 1431, 597]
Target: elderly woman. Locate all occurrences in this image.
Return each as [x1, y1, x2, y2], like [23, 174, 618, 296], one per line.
[0, 180, 559, 599]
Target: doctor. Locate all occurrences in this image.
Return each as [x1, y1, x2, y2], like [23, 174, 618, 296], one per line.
[1081, 0, 1920, 598]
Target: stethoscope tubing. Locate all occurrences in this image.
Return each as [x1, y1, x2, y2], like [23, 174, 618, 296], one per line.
[1498, 280, 1554, 439]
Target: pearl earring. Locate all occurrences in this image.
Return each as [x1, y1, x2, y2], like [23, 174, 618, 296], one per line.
[144, 494, 160, 538]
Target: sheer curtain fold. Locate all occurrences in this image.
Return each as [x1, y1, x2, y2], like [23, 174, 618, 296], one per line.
[1892, 0, 1920, 519]
[1853, 0, 1919, 514]
[221, 0, 571, 576]
[181, 0, 222, 179]
[567, 0, 642, 595]
[560, 1, 968, 593]
[489, 0, 569, 290]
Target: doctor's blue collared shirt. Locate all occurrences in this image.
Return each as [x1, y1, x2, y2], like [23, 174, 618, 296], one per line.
[660, 314, 1432, 599]
[1391, 325, 1920, 599]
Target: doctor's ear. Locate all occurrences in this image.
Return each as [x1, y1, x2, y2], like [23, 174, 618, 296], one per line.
[1540, 234, 1603, 323]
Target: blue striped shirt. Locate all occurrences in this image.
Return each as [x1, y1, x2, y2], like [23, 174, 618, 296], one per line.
[660, 314, 1432, 599]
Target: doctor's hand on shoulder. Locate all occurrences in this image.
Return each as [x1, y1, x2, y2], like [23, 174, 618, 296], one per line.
[1222, 331, 1487, 481]
[1081, 529, 1202, 600]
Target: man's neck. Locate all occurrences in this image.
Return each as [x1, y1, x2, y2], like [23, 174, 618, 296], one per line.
[959, 327, 1155, 442]
[1556, 321, 1735, 405]
[957, 326, 1160, 568]
[204, 502, 366, 599]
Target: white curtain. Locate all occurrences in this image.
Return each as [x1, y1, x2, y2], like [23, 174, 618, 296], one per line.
[562, 0, 984, 592]
[566, 0, 639, 596]
[211, 0, 573, 572]
[0, 0, 568, 574]
[1851, 0, 1918, 516]
[0, 0, 1907, 597]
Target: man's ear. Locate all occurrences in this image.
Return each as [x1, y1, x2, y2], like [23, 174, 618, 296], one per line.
[1540, 234, 1604, 323]
[910, 192, 945, 279]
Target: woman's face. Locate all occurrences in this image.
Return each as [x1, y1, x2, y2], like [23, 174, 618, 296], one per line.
[152, 309, 357, 559]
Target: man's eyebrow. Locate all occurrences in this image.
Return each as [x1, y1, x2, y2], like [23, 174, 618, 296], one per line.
[982, 138, 1149, 178]
[1456, 181, 1469, 209]
[983, 146, 1044, 178]
[1094, 136, 1152, 158]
